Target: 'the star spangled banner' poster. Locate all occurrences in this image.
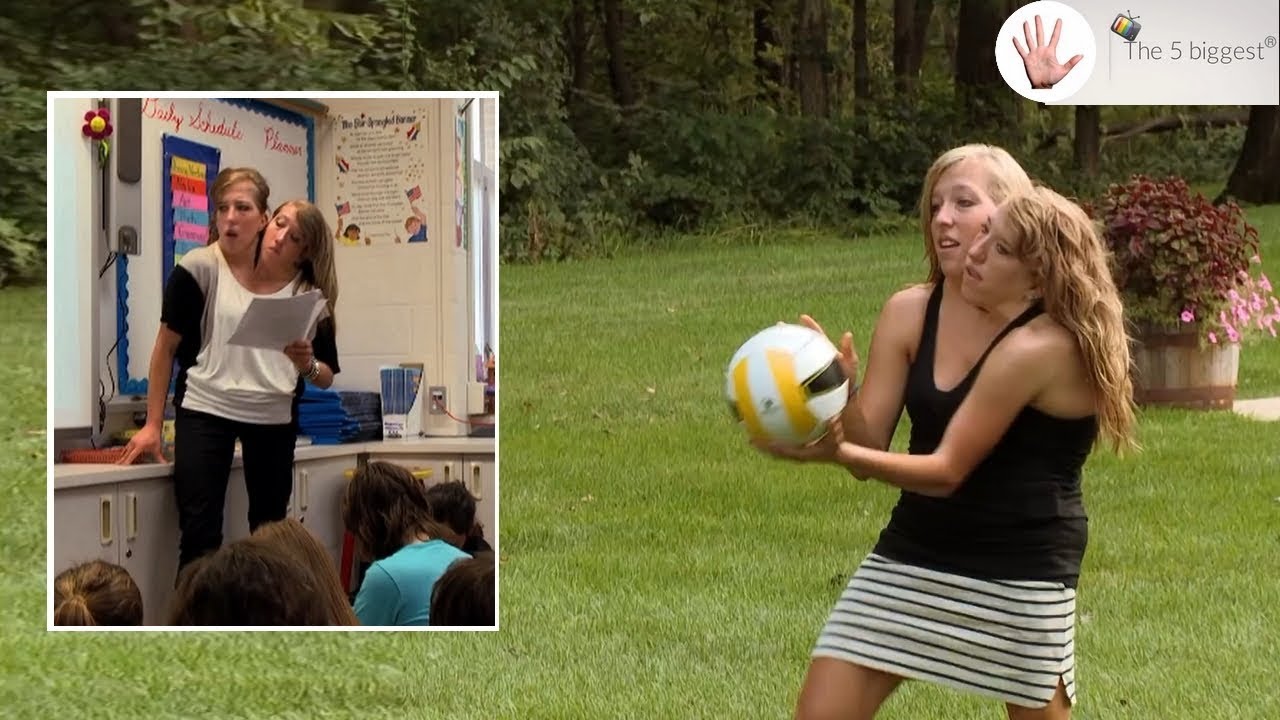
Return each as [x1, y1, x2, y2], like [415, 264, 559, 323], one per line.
[333, 108, 432, 247]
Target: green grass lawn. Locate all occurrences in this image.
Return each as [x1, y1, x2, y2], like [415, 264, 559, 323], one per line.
[3, 204, 1279, 718]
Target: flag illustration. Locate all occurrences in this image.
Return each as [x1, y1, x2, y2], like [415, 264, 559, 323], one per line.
[406, 185, 423, 202]
[336, 201, 351, 216]
[336, 154, 350, 173]
[406, 122, 420, 141]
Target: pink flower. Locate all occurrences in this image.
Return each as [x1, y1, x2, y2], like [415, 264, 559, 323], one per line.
[1251, 255, 1262, 264]
[1180, 310, 1195, 323]
[1208, 331, 1218, 344]
[1227, 326, 1240, 343]
[1261, 273, 1273, 293]
[1228, 289, 1241, 302]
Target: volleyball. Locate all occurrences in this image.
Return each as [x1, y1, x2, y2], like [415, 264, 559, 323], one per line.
[725, 323, 849, 445]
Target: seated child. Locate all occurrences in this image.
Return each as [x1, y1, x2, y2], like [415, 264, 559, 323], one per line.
[342, 461, 470, 626]
[167, 534, 355, 626]
[424, 480, 494, 555]
[53, 560, 143, 626]
[430, 556, 496, 627]
[246, 518, 359, 626]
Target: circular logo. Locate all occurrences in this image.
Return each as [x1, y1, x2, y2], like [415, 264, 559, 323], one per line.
[995, 0, 1096, 102]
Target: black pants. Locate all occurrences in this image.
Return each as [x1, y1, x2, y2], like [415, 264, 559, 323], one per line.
[173, 406, 296, 574]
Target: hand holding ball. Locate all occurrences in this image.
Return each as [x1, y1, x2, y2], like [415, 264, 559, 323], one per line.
[725, 323, 849, 445]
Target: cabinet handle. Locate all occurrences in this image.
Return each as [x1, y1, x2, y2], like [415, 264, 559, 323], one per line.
[125, 492, 139, 540]
[470, 464, 483, 500]
[444, 465, 451, 483]
[299, 469, 309, 511]
[99, 495, 113, 546]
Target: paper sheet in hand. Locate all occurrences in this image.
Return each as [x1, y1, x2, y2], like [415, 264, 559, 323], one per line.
[226, 289, 327, 350]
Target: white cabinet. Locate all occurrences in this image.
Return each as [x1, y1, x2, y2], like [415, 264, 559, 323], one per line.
[117, 478, 180, 624]
[291, 455, 359, 570]
[53, 485, 121, 571]
[463, 456, 496, 547]
[52, 476, 180, 625]
[363, 453, 463, 488]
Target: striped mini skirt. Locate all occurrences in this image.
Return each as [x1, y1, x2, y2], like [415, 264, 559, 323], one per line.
[813, 553, 1077, 709]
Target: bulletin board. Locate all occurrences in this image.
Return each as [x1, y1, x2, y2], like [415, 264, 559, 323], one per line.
[161, 136, 220, 291]
[116, 98, 314, 395]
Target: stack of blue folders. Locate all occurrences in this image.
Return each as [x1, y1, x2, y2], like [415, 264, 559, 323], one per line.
[298, 386, 383, 445]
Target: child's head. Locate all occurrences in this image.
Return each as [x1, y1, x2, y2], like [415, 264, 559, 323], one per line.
[168, 539, 340, 626]
[246, 518, 358, 626]
[424, 481, 479, 548]
[342, 461, 451, 561]
[430, 556, 495, 626]
[343, 223, 360, 240]
[404, 216, 421, 235]
[53, 560, 144, 626]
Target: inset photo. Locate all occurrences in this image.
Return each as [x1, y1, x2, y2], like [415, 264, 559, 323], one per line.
[49, 92, 498, 631]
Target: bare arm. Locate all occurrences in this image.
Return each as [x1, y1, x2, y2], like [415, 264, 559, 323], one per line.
[835, 330, 1054, 496]
[144, 327, 181, 427]
[844, 289, 921, 451]
[118, 326, 181, 464]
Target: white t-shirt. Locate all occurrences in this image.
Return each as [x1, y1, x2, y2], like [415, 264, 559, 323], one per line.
[180, 245, 303, 425]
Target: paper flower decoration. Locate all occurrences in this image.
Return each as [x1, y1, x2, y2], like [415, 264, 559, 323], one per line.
[82, 108, 113, 167]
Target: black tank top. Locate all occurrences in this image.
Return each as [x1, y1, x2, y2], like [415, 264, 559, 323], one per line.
[871, 283, 1099, 587]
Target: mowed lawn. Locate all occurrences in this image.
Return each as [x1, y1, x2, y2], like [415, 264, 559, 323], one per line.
[0, 205, 1277, 719]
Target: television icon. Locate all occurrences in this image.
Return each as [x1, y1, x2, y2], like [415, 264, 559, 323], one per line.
[1111, 12, 1141, 41]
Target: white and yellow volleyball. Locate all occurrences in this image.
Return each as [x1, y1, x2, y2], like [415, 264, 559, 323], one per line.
[725, 324, 849, 445]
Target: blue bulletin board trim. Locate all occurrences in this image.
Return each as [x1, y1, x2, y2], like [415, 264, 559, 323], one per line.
[116, 99, 316, 397]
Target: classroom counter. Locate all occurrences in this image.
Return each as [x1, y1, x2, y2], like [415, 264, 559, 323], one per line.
[53, 437, 496, 490]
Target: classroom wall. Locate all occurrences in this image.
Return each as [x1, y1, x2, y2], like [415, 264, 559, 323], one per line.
[317, 98, 472, 436]
[75, 96, 488, 444]
[51, 98, 101, 433]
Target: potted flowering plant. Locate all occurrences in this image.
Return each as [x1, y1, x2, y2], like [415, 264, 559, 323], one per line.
[1085, 175, 1280, 409]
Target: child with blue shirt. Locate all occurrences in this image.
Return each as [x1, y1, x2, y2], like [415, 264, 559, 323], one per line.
[341, 461, 470, 626]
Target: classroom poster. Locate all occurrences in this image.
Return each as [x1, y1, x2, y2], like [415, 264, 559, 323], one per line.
[161, 135, 220, 290]
[333, 108, 432, 247]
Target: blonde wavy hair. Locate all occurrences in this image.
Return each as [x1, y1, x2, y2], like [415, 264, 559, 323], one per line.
[919, 144, 1034, 284]
[271, 200, 339, 330]
[1000, 186, 1138, 453]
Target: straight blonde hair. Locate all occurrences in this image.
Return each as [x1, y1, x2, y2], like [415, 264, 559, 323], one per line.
[918, 144, 1034, 284]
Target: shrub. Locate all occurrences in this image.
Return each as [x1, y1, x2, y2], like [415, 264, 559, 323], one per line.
[1085, 174, 1279, 344]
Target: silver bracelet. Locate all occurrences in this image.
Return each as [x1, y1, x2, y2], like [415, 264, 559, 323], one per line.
[304, 358, 321, 381]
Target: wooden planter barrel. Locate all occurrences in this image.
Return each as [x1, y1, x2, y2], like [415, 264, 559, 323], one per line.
[1131, 325, 1239, 410]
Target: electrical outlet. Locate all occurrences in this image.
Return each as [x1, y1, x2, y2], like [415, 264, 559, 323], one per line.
[118, 226, 140, 255]
[428, 386, 446, 414]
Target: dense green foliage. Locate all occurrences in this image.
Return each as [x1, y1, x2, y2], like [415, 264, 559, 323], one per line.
[0, 0, 1254, 279]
